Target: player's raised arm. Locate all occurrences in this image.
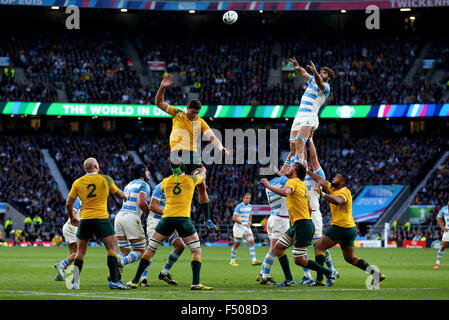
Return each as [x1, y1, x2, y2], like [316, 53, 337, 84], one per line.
[307, 60, 325, 91]
[308, 134, 321, 171]
[289, 57, 311, 82]
[203, 129, 231, 155]
[260, 178, 293, 197]
[155, 73, 174, 113]
[307, 166, 329, 190]
[314, 184, 345, 205]
[278, 152, 293, 176]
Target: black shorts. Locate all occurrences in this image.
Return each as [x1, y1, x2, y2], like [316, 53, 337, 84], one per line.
[155, 217, 197, 238]
[76, 219, 115, 240]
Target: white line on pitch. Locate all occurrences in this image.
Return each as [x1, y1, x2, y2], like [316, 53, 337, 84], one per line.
[0, 290, 155, 300]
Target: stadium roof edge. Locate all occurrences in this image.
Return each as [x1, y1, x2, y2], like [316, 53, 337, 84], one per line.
[0, 0, 448, 11]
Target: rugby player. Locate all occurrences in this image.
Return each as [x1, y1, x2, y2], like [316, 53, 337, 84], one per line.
[287, 57, 333, 164]
[127, 162, 213, 290]
[155, 73, 229, 230]
[140, 181, 186, 286]
[66, 157, 129, 290]
[434, 201, 449, 268]
[260, 163, 338, 285]
[307, 169, 386, 286]
[229, 193, 262, 267]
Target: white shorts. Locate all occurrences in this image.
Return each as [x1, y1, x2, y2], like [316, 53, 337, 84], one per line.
[233, 223, 253, 239]
[146, 213, 179, 243]
[267, 215, 290, 240]
[291, 112, 319, 132]
[114, 212, 145, 240]
[442, 232, 449, 242]
[311, 210, 323, 241]
[62, 221, 77, 244]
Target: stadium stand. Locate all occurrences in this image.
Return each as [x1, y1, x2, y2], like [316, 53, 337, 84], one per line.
[0, 135, 66, 240]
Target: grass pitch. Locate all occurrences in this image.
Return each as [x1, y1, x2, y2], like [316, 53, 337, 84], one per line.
[0, 246, 448, 300]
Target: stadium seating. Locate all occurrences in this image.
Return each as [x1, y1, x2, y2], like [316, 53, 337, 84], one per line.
[0, 135, 66, 237]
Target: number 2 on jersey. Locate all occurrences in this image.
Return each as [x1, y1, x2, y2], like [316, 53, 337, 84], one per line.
[87, 184, 97, 198]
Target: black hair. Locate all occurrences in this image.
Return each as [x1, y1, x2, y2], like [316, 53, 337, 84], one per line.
[340, 173, 350, 186]
[295, 163, 307, 181]
[132, 164, 147, 179]
[188, 99, 202, 110]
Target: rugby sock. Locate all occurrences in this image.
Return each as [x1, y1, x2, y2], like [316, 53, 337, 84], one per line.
[132, 255, 151, 284]
[118, 252, 126, 260]
[107, 254, 119, 283]
[261, 252, 276, 280]
[191, 257, 202, 285]
[141, 257, 153, 280]
[73, 257, 83, 284]
[354, 257, 371, 272]
[306, 258, 332, 278]
[200, 201, 211, 221]
[315, 251, 327, 281]
[436, 250, 444, 264]
[249, 246, 257, 262]
[59, 259, 69, 268]
[230, 248, 237, 262]
[123, 251, 141, 266]
[161, 249, 181, 275]
[278, 252, 294, 282]
[302, 253, 313, 278]
[325, 250, 335, 271]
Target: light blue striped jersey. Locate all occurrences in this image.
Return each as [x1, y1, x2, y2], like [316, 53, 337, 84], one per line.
[150, 183, 166, 215]
[119, 179, 151, 218]
[299, 76, 330, 115]
[438, 206, 449, 229]
[304, 167, 326, 211]
[265, 176, 289, 217]
[234, 202, 252, 224]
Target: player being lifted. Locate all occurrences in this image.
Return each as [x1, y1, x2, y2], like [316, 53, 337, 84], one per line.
[299, 134, 337, 286]
[288, 57, 334, 164]
[434, 201, 449, 268]
[257, 153, 296, 286]
[155, 74, 230, 230]
[229, 193, 262, 267]
[113, 164, 151, 278]
[127, 162, 213, 290]
[307, 169, 386, 286]
[140, 181, 186, 286]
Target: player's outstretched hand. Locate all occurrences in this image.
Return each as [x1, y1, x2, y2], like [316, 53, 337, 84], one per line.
[288, 57, 300, 71]
[205, 219, 219, 232]
[260, 178, 269, 187]
[307, 60, 317, 73]
[160, 74, 173, 88]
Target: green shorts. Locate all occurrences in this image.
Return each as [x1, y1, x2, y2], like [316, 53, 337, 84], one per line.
[285, 219, 315, 247]
[170, 150, 203, 175]
[76, 218, 115, 240]
[325, 225, 357, 248]
[155, 217, 197, 238]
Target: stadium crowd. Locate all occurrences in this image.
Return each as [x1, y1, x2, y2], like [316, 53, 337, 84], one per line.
[0, 129, 447, 243]
[1, 30, 447, 106]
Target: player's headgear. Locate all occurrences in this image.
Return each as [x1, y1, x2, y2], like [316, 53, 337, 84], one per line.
[132, 164, 147, 180]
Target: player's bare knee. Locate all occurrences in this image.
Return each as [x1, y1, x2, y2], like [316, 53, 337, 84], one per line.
[293, 256, 307, 267]
[174, 240, 185, 253]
